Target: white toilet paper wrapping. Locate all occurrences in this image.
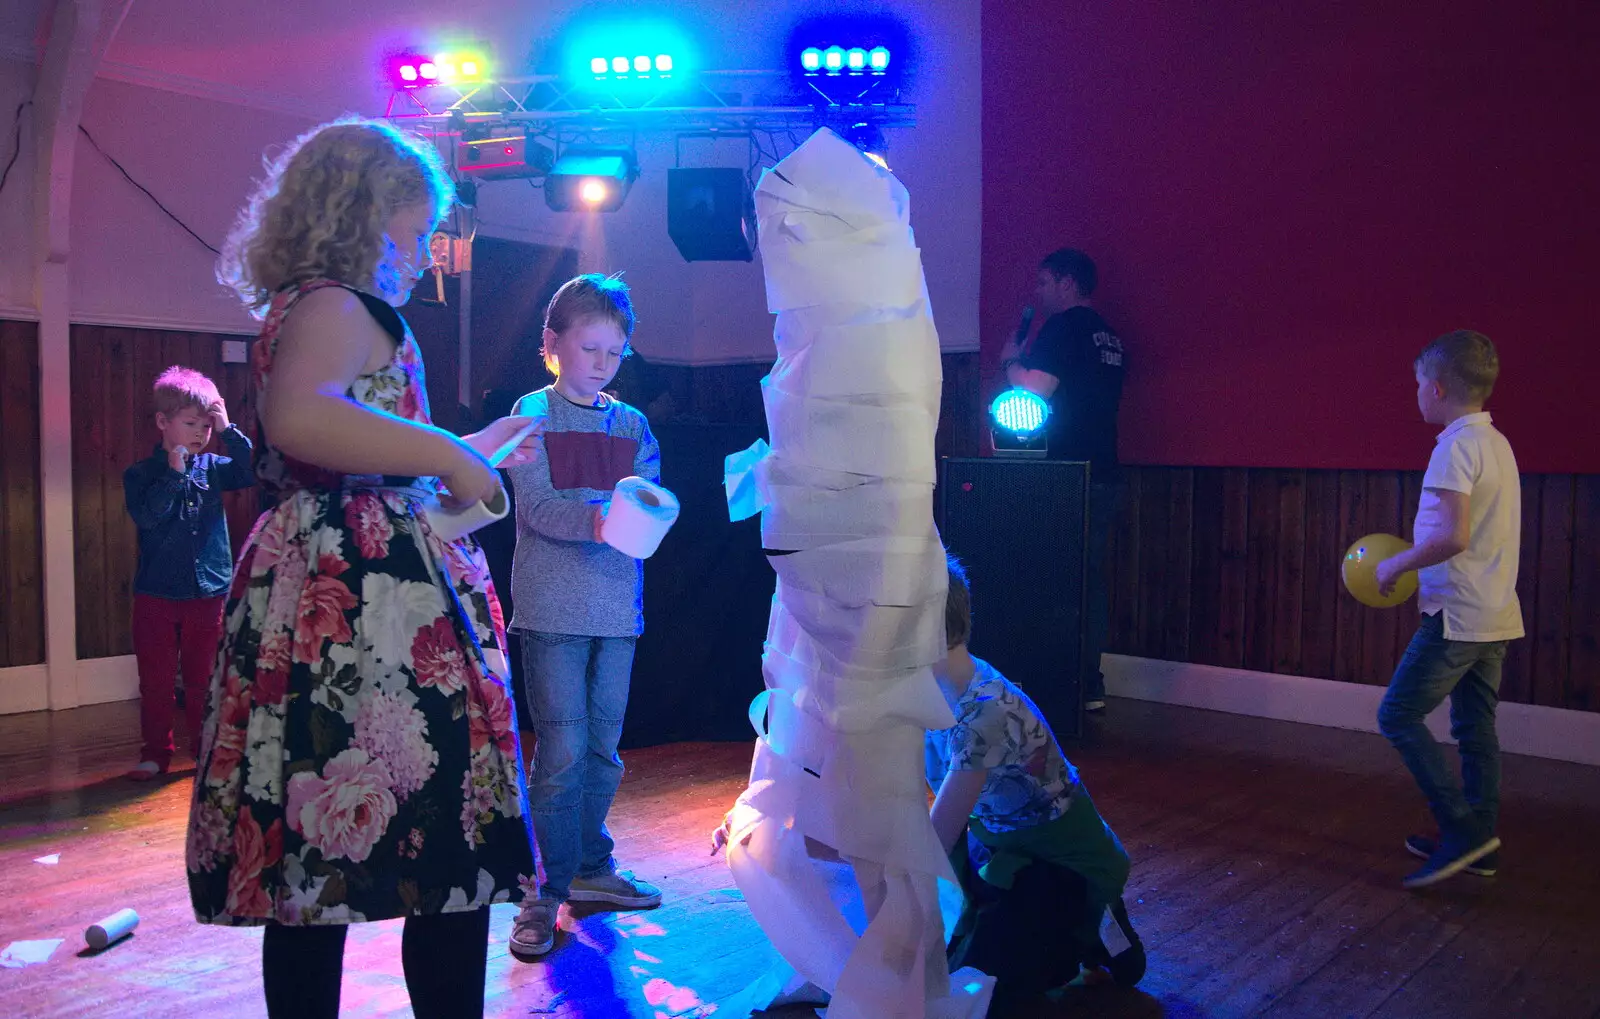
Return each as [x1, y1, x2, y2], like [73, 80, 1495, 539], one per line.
[423, 484, 509, 544]
[601, 476, 679, 559]
[726, 439, 772, 522]
[721, 127, 991, 1018]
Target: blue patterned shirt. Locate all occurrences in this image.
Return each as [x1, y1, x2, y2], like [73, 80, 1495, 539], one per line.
[924, 656, 1080, 832]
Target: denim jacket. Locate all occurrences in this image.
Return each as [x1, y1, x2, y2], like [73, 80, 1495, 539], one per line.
[123, 425, 255, 599]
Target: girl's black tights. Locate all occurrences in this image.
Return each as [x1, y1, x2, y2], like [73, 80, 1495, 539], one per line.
[262, 907, 491, 1018]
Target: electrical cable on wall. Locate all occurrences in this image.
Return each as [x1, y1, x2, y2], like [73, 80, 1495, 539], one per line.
[78, 124, 220, 255]
[0, 100, 32, 195]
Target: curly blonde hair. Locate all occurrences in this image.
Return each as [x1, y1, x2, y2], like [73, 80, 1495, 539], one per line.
[217, 117, 454, 316]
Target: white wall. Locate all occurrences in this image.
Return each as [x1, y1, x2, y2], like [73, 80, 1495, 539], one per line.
[0, 55, 39, 316]
[69, 78, 315, 333]
[0, 54, 312, 333]
[0, 0, 980, 362]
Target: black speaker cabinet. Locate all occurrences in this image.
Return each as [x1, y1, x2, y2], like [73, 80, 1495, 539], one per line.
[938, 458, 1089, 739]
[667, 168, 755, 262]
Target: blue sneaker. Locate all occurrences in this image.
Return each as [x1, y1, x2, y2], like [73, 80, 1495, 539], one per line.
[1402, 831, 1501, 889]
[1406, 834, 1497, 877]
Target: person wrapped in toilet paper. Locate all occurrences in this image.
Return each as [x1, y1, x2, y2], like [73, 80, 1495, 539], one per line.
[716, 128, 994, 1018]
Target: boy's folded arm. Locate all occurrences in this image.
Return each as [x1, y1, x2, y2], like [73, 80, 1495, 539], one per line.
[213, 426, 257, 491]
[518, 493, 601, 543]
[123, 464, 184, 528]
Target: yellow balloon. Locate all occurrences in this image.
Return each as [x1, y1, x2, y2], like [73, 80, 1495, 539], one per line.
[1342, 533, 1418, 608]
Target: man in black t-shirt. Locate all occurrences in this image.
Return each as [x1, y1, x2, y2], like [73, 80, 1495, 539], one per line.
[1000, 248, 1126, 712]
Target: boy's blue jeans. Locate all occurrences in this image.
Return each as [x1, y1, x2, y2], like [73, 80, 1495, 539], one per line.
[1377, 612, 1507, 841]
[520, 632, 637, 902]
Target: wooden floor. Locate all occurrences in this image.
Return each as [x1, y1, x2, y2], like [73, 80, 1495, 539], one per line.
[2, 699, 1599, 1019]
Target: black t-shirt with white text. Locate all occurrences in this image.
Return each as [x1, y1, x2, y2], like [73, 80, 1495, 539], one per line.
[1020, 306, 1125, 475]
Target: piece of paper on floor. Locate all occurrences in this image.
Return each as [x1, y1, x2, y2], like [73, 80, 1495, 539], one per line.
[1102, 909, 1133, 956]
[33, 854, 59, 865]
[1, 939, 64, 968]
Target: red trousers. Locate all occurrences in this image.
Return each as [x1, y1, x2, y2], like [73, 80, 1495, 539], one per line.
[132, 594, 225, 768]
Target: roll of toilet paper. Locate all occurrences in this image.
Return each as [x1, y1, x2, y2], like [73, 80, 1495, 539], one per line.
[425, 484, 510, 544]
[601, 477, 680, 559]
[85, 908, 139, 950]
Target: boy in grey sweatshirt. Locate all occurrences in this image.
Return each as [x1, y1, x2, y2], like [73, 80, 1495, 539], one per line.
[504, 275, 662, 960]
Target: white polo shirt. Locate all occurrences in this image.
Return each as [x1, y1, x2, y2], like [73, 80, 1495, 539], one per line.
[1414, 412, 1524, 642]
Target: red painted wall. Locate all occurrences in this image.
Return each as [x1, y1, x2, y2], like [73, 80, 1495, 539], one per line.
[980, 0, 1600, 472]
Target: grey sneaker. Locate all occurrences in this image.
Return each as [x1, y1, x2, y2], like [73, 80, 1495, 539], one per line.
[509, 898, 558, 958]
[569, 869, 662, 908]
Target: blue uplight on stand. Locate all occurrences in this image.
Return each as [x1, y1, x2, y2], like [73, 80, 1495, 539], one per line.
[989, 388, 1051, 457]
[990, 388, 1050, 435]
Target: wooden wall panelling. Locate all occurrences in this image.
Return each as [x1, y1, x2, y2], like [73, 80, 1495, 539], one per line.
[1107, 468, 1142, 658]
[1215, 468, 1251, 670]
[1358, 472, 1403, 686]
[1134, 467, 1171, 656]
[1242, 469, 1280, 674]
[1331, 470, 1368, 685]
[70, 324, 111, 662]
[1299, 470, 1342, 681]
[1184, 467, 1225, 667]
[1532, 476, 1573, 710]
[1566, 476, 1598, 712]
[1106, 465, 1595, 714]
[1161, 468, 1195, 662]
[1272, 469, 1307, 676]
[0, 321, 44, 668]
[1503, 477, 1543, 704]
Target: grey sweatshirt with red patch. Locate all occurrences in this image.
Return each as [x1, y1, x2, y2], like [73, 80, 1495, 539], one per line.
[504, 386, 660, 638]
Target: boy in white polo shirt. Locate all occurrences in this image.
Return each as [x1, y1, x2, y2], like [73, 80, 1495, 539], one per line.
[1374, 330, 1523, 889]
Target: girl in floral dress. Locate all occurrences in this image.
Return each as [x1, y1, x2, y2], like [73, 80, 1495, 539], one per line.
[187, 118, 538, 1019]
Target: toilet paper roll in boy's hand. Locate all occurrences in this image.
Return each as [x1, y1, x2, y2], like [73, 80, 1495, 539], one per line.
[600, 476, 680, 559]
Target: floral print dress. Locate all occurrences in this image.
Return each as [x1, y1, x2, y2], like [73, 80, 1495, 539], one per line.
[187, 279, 534, 926]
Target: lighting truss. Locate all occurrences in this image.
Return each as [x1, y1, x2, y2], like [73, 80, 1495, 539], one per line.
[382, 69, 915, 136]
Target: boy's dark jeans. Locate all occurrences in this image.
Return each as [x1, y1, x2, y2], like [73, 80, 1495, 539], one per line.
[1378, 612, 1508, 841]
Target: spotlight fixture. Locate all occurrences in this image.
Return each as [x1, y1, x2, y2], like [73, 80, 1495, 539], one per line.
[544, 146, 640, 212]
[797, 44, 892, 77]
[566, 19, 693, 82]
[388, 51, 488, 90]
[789, 14, 909, 109]
[588, 51, 677, 78]
[457, 129, 553, 182]
[989, 388, 1051, 457]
